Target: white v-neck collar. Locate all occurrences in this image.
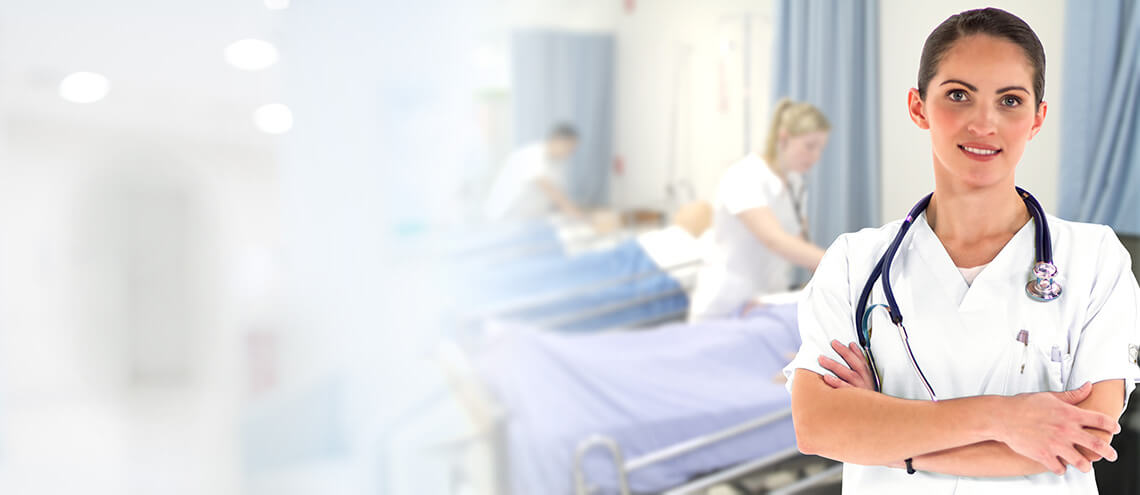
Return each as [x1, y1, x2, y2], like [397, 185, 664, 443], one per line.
[958, 264, 988, 286]
[907, 211, 1036, 312]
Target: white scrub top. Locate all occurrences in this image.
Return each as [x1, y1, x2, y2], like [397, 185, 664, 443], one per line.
[784, 210, 1140, 494]
[689, 153, 805, 321]
[484, 143, 563, 221]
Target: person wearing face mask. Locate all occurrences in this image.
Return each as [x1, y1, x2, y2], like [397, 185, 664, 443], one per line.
[688, 99, 831, 321]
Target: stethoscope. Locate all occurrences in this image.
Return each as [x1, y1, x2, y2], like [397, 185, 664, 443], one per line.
[853, 187, 1062, 401]
[781, 173, 810, 241]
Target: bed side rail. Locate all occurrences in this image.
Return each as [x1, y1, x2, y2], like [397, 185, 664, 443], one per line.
[573, 406, 794, 495]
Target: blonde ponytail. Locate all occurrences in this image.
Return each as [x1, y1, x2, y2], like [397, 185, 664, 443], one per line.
[761, 99, 830, 171]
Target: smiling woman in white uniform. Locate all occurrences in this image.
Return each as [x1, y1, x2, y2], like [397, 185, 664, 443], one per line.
[689, 100, 830, 321]
[784, 8, 1140, 494]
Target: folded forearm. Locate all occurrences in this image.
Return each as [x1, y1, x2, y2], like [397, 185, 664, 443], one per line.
[792, 371, 1000, 465]
[911, 441, 1048, 477]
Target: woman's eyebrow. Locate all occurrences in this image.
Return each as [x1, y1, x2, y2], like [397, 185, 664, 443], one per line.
[939, 79, 977, 91]
[996, 85, 1030, 94]
[939, 79, 1029, 95]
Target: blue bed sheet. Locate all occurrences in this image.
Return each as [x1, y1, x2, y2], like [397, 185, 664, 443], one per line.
[505, 240, 687, 331]
[474, 304, 801, 494]
[454, 239, 688, 332]
[461, 239, 645, 301]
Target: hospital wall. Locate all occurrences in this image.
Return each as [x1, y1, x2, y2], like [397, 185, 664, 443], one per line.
[505, 0, 775, 211]
[610, 0, 775, 209]
[247, 3, 497, 494]
[599, 0, 1068, 225]
[878, 0, 1066, 222]
[0, 115, 275, 494]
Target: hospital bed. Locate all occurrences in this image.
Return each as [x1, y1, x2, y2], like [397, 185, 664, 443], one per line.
[449, 210, 665, 268]
[238, 299, 833, 495]
[449, 202, 713, 334]
[421, 301, 841, 495]
[452, 225, 705, 334]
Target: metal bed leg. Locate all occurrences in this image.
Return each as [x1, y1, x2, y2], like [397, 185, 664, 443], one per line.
[574, 435, 632, 495]
[768, 463, 843, 495]
[491, 417, 511, 495]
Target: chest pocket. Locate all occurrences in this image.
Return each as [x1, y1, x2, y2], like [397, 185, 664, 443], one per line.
[1002, 309, 1073, 394]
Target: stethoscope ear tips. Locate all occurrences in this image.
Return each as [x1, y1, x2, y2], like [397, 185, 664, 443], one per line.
[1026, 261, 1062, 302]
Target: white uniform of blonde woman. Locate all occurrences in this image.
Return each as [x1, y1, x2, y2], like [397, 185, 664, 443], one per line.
[689, 100, 830, 321]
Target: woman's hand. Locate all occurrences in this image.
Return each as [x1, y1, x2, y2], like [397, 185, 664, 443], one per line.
[816, 343, 1120, 475]
[993, 382, 1120, 475]
[818, 340, 876, 391]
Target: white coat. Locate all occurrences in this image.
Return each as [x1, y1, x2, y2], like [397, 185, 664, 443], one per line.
[784, 209, 1140, 494]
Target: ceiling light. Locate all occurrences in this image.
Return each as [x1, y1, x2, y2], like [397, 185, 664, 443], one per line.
[224, 39, 279, 71]
[58, 72, 110, 104]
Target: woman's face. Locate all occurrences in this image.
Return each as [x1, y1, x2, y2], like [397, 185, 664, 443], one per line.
[779, 131, 829, 173]
[908, 34, 1046, 190]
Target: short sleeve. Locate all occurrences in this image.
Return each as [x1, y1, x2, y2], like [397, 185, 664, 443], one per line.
[1066, 226, 1140, 408]
[719, 160, 783, 214]
[518, 153, 550, 184]
[782, 234, 862, 391]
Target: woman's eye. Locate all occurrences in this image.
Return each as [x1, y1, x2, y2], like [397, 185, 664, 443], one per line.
[1001, 95, 1022, 107]
[947, 89, 968, 102]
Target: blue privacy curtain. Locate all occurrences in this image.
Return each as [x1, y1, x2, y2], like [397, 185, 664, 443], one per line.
[1059, 0, 1140, 235]
[510, 30, 614, 206]
[771, 0, 880, 246]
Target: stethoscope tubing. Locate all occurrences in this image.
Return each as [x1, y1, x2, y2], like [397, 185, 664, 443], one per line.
[1017, 186, 1051, 262]
[853, 188, 1056, 399]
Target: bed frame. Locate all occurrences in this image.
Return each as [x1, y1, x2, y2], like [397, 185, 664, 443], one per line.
[427, 338, 840, 495]
[426, 249, 831, 494]
[573, 407, 840, 494]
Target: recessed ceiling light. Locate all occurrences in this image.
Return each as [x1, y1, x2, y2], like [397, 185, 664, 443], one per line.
[58, 72, 110, 104]
[224, 39, 279, 71]
[253, 103, 293, 134]
[264, 0, 289, 9]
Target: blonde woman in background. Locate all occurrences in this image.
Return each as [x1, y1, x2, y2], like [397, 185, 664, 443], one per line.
[689, 100, 831, 321]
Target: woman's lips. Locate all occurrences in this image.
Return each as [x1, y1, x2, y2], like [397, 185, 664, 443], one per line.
[958, 144, 1002, 161]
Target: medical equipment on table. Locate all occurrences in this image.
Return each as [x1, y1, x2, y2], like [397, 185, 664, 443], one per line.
[854, 187, 1061, 401]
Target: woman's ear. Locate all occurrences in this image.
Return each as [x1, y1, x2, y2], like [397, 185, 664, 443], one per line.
[907, 88, 929, 130]
[1028, 100, 1048, 140]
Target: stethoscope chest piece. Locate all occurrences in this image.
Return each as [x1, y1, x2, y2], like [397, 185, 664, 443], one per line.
[1025, 261, 1062, 302]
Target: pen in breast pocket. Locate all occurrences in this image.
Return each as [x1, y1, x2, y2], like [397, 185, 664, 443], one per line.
[1017, 330, 1029, 373]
